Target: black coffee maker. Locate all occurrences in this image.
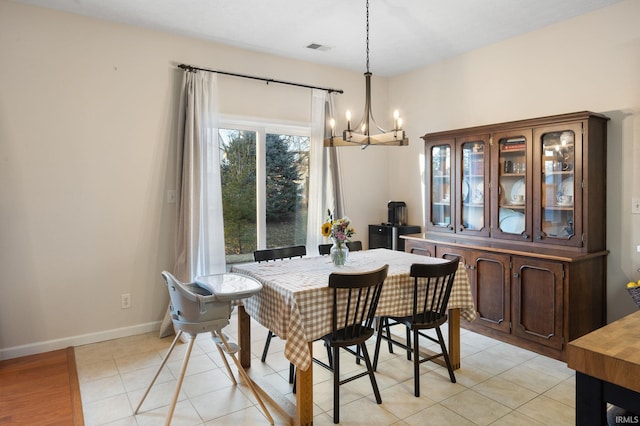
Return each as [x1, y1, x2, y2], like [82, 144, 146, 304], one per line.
[387, 201, 407, 226]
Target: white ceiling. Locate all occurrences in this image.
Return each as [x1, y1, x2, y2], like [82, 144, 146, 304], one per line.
[13, 0, 622, 76]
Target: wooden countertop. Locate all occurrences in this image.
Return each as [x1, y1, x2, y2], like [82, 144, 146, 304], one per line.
[402, 234, 609, 262]
[567, 310, 640, 393]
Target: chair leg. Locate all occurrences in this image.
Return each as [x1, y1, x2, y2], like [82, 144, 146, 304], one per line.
[213, 332, 237, 385]
[292, 367, 297, 394]
[413, 328, 420, 397]
[373, 320, 384, 371]
[135, 330, 183, 414]
[326, 341, 334, 368]
[261, 330, 274, 362]
[166, 333, 196, 425]
[360, 343, 382, 404]
[406, 325, 412, 361]
[436, 326, 456, 383]
[217, 331, 275, 425]
[333, 345, 340, 424]
[384, 318, 394, 354]
[289, 363, 295, 384]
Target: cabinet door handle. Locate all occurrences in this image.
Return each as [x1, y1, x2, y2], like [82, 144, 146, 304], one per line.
[468, 265, 476, 270]
[522, 233, 530, 239]
[448, 225, 454, 231]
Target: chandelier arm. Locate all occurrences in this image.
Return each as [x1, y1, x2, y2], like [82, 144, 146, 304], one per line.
[353, 72, 387, 135]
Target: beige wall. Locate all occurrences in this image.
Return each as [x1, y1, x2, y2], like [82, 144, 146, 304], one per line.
[0, 0, 392, 358]
[1, 0, 638, 358]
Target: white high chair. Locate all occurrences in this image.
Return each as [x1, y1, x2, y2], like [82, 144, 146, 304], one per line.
[134, 271, 273, 425]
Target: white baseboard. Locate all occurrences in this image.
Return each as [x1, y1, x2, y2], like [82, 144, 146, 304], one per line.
[0, 321, 163, 361]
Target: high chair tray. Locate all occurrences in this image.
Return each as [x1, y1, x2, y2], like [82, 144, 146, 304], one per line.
[195, 273, 262, 301]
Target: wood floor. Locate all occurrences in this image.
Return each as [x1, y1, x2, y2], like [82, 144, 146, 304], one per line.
[0, 347, 83, 425]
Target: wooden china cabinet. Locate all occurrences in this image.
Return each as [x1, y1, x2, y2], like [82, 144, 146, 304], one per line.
[406, 111, 608, 361]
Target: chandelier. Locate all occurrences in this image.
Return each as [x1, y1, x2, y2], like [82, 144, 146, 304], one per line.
[324, 0, 408, 148]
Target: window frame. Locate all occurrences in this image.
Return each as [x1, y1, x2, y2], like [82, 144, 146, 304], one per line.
[218, 114, 311, 251]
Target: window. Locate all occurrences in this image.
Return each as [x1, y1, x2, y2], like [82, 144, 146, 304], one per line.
[219, 118, 310, 264]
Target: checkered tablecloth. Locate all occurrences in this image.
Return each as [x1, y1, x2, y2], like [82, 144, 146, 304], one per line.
[231, 248, 476, 371]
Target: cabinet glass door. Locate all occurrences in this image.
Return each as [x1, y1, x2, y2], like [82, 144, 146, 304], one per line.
[430, 144, 452, 230]
[538, 126, 579, 245]
[494, 130, 532, 241]
[459, 138, 487, 235]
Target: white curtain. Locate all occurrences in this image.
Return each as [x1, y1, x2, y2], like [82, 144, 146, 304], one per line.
[327, 93, 345, 218]
[306, 90, 344, 255]
[174, 70, 226, 281]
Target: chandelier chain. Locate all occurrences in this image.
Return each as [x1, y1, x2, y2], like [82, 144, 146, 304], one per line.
[366, 0, 370, 73]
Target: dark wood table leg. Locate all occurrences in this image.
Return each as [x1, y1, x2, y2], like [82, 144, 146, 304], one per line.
[238, 305, 251, 368]
[448, 308, 461, 370]
[575, 372, 607, 426]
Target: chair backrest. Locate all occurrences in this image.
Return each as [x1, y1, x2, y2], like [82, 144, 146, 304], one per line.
[347, 241, 363, 252]
[328, 264, 389, 342]
[319, 241, 363, 256]
[161, 271, 231, 325]
[318, 243, 331, 255]
[254, 245, 306, 262]
[409, 257, 459, 324]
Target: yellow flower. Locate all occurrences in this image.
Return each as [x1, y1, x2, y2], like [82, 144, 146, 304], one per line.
[321, 222, 332, 237]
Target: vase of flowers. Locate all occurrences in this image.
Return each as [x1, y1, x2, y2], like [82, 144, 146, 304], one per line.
[322, 210, 355, 266]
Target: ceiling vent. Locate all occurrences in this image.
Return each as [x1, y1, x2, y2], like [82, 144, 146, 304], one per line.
[306, 43, 331, 52]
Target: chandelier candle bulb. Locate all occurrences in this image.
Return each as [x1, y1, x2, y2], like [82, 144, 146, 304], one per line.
[346, 110, 351, 130]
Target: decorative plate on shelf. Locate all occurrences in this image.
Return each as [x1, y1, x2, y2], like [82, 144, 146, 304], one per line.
[510, 179, 525, 204]
[557, 177, 574, 198]
[462, 179, 470, 202]
[473, 182, 484, 203]
[498, 208, 525, 234]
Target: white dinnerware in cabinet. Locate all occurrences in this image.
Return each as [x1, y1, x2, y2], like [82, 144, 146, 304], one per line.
[417, 111, 609, 362]
[533, 121, 584, 248]
[491, 128, 533, 242]
[425, 134, 490, 236]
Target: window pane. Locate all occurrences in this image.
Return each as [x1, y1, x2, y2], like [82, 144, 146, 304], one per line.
[265, 133, 309, 248]
[219, 129, 256, 264]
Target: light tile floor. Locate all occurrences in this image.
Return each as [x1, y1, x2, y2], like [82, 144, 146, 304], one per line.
[75, 315, 576, 425]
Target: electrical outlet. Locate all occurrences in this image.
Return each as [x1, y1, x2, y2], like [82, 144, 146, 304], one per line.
[167, 190, 176, 204]
[632, 198, 640, 214]
[121, 293, 131, 309]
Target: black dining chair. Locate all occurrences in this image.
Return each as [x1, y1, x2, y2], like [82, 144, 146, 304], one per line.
[318, 240, 363, 255]
[315, 264, 388, 423]
[372, 257, 459, 397]
[254, 245, 306, 383]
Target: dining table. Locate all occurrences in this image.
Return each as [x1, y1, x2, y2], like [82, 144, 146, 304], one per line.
[230, 248, 475, 426]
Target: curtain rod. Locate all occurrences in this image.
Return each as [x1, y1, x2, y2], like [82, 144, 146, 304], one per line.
[177, 64, 343, 94]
